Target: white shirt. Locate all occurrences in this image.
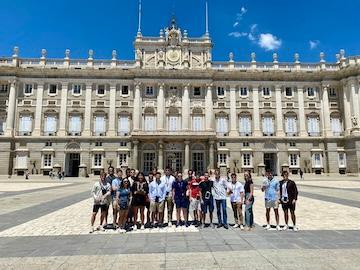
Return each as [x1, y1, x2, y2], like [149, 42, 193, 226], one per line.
[282, 181, 288, 200]
[213, 177, 228, 200]
[227, 181, 244, 203]
[160, 175, 175, 195]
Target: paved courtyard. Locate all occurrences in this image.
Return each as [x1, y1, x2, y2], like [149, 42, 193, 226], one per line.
[0, 174, 359, 269]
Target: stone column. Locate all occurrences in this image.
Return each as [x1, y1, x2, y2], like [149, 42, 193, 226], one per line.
[133, 83, 141, 131]
[208, 140, 215, 170]
[350, 79, 360, 121]
[157, 83, 165, 131]
[343, 82, 352, 134]
[184, 140, 190, 170]
[275, 85, 284, 137]
[58, 82, 68, 137]
[5, 81, 17, 136]
[205, 84, 214, 131]
[322, 84, 332, 137]
[252, 86, 261, 136]
[297, 87, 307, 136]
[229, 86, 238, 136]
[182, 84, 190, 131]
[33, 83, 44, 136]
[158, 141, 164, 171]
[108, 84, 116, 136]
[132, 140, 139, 169]
[83, 83, 92, 136]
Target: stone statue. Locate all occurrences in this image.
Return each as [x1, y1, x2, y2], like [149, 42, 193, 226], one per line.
[294, 53, 300, 63]
[41, 49, 47, 59]
[158, 50, 164, 61]
[88, 49, 94, 59]
[65, 49, 70, 59]
[273, 53, 278, 62]
[229, 52, 234, 62]
[251, 52, 256, 62]
[351, 115, 358, 128]
[136, 49, 142, 61]
[112, 50, 117, 60]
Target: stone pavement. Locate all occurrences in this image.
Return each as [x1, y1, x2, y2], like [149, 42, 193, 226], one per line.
[0, 174, 359, 269]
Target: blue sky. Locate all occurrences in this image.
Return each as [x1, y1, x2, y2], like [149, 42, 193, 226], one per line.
[0, 0, 359, 62]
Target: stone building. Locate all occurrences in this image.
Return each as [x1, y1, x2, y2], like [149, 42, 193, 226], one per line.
[0, 17, 359, 177]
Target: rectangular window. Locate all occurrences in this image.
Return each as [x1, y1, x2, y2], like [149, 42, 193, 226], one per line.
[44, 116, 57, 134]
[0, 119, 6, 134]
[243, 142, 250, 147]
[93, 116, 106, 135]
[118, 116, 130, 135]
[145, 86, 154, 96]
[43, 154, 52, 168]
[0, 84, 9, 93]
[121, 85, 129, 96]
[168, 116, 179, 131]
[285, 87, 292, 97]
[119, 141, 127, 147]
[239, 116, 252, 136]
[312, 153, 322, 168]
[329, 88, 337, 97]
[73, 84, 82, 95]
[69, 116, 81, 134]
[331, 118, 342, 136]
[95, 141, 103, 147]
[307, 87, 315, 97]
[289, 142, 296, 147]
[118, 153, 127, 167]
[216, 117, 228, 135]
[262, 87, 271, 96]
[143, 152, 156, 175]
[285, 117, 297, 136]
[144, 115, 156, 131]
[219, 141, 226, 147]
[19, 116, 32, 134]
[192, 116, 203, 131]
[289, 154, 299, 167]
[24, 84, 33, 95]
[193, 87, 201, 96]
[240, 87, 248, 96]
[217, 87, 225, 97]
[49, 84, 57, 95]
[338, 153, 346, 168]
[218, 153, 227, 166]
[97, 85, 105, 95]
[94, 153, 102, 167]
[262, 117, 274, 135]
[45, 141, 52, 147]
[242, 153, 251, 167]
[307, 117, 320, 136]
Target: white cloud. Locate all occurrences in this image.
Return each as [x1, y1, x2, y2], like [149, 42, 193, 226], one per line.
[232, 6, 247, 28]
[258, 33, 282, 51]
[229, 32, 248, 38]
[233, 22, 239, 27]
[309, 40, 320, 49]
[250, 24, 257, 33]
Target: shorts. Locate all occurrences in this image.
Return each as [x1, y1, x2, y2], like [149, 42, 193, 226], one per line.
[282, 202, 296, 211]
[93, 204, 108, 213]
[112, 200, 119, 210]
[175, 197, 189, 209]
[150, 201, 165, 213]
[265, 199, 279, 209]
[189, 198, 201, 212]
[201, 198, 214, 214]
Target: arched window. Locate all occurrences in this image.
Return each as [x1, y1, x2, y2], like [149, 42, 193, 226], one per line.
[307, 113, 320, 137]
[239, 112, 252, 136]
[285, 112, 298, 136]
[143, 107, 156, 131]
[168, 107, 180, 132]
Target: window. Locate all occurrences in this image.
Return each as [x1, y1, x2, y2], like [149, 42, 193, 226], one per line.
[0, 84, 8, 93]
[73, 84, 82, 95]
[69, 116, 81, 134]
[193, 87, 201, 96]
[168, 116, 180, 131]
[240, 87, 248, 96]
[19, 116, 32, 135]
[312, 153, 322, 168]
[49, 84, 57, 95]
[118, 116, 130, 135]
[338, 152, 346, 168]
[16, 153, 28, 169]
[145, 86, 154, 96]
[329, 88, 337, 97]
[97, 85, 105, 95]
[331, 118, 342, 136]
[192, 116, 203, 131]
[45, 141, 52, 147]
[262, 116, 274, 135]
[93, 116, 106, 135]
[0, 119, 6, 135]
[119, 141, 127, 147]
[219, 141, 226, 147]
[285, 117, 297, 136]
[242, 153, 251, 167]
[118, 153, 127, 167]
[95, 141, 103, 147]
[218, 153, 227, 166]
[239, 116, 251, 136]
[289, 154, 299, 167]
[44, 116, 57, 135]
[144, 115, 156, 131]
[285, 87, 292, 97]
[43, 154, 52, 168]
[216, 117, 228, 135]
[289, 142, 296, 147]
[143, 152, 156, 175]
[94, 154, 102, 167]
[307, 87, 315, 97]
[24, 84, 33, 95]
[217, 87, 225, 97]
[121, 85, 129, 96]
[243, 142, 250, 147]
[262, 87, 271, 96]
[307, 117, 320, 136]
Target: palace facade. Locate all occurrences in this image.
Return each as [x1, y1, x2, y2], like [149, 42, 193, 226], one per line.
[0, 19, 360, 177]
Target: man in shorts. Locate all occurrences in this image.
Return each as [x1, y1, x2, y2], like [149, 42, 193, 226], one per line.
[189, 175, 201, 226]
[111, 169, 122, 228]
[261, 169, 280, 230]
[149, 172, 166, 227]
[172, 172, 189, 227]
[199, 172, 214, 228]
[280, 171, 299, 231]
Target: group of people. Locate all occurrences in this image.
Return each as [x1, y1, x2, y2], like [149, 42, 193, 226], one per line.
[90, 166, 298, 233]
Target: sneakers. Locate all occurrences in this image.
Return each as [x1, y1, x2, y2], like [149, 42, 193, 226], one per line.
[216, 224, 222, 228]
[100, 226, 105, 231]
[118, 228, 126, 233]
[211, 223, 215, 229]
[140, 225, 145, 230]
[240, 225, 245, 230]
[283, 225, 289, 231]
[89, 226, 94, 233]
[133, 224, 137, 231]
[276, 225, 281, 231]
[223, 224, 229, 230]
[265, 224, 271, 230]
[293, 226, 299, 232]
[233, 224, 239, 228]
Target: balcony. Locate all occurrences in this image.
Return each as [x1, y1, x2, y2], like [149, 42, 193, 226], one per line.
[68, 131, 82, 136]
[216, 132, 229, 137]
[263, 132, 275, 137]
[286, 132, 298, 137]
[117, 131, 130, 136]
[18, 131, 32, 136]
[239, 132, 252, 136]
[332, 132, 344, 136]
[308, 132, 321, 137]
[93, 131, 107, 136]
[43, 131, 57, 136]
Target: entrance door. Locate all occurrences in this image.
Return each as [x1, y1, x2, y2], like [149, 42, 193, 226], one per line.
[192, 152, 205, 175]
[143, 152, 156, 175]
[264, 153, 277, 175]
[166, 152, 183, 173]
[66, 153, 80, 177]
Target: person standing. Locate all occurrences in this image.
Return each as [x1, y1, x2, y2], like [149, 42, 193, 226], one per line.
[280, 171, 299, 231]
[131, 172, 149, 230]
[172, 172, 189, 227]
[161, 167, 175, 226]
[299, 169, 304, 180]
[116, 178, 131, 233]
[227, 173, 245, 230]
[199, 172, 214, 228]
[244, 171, 255, 230]
[261, 169, 280, 230]
[213, 169, 229, 229]
[90, 172, 111, 233]
[189, 175, 201, 226]
[104, 167, 116, 227]
[111, 169, 122, 228]
[149, 172, 166, 227]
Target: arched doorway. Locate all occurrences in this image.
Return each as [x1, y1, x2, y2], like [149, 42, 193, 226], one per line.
[263, 142, 278, 175]
[65, 142, 81, 177]
[165, 143, 183, 173]
[191, 143, 206, 175]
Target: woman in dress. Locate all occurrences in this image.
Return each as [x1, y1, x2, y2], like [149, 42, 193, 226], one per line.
[244, 170, 255, 230]
[131, 172, 149, 230]
[116, 178, 131, 233]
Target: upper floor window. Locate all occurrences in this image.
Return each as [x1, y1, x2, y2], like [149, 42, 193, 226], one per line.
[145, 86, 154, 96]
[242, 153, 252, 167]
[121, 85, 129, 96]
[312, 153, 322, 168]
[239, 116, 252, 136]
[240, 87, 248, 96]
[289, 153, 299, 167]
[45, 141, 53, 147]
[19, 116, 33, 135]
[307, 116, 320, 136]
[285, 87, 293, 97]
[95, 141, 103, 147]
[262, 116, 274, 136]
[331, 117, 342, 136]
[24, 84, 33, 95]
[73, 84, 82, 95]
[192, 116, 203, 131]
[289, 142, 296, 147]
[307, 87, 315, 97]
[262, 87, 271, 96]
[216, 117, 228, 135]
[0, 118, 6, 135]
[0, 84, 9, 93]
[329, 88, 337, 97]
[219, 141, 226, 147]
[285, 116, 297, 136]
[119, 141, 127, 147]
[44, 116, 57, 135]
[69, 116, 82, 135]
[144, 115, 156, 131]
[243, 142, 250, 147]
[193, 87, 201, 96]
[93, 116, 106, 135]
[217, 87, 225, 97]
[49, 84, 57, 95]
[97, 85, 105, 95]
[168, 116, 180, 132]
[217, 153, 227, 166]
[118, 116, 130, 135]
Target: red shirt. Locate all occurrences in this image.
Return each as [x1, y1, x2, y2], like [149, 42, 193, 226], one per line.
[189, 179, 200, 198]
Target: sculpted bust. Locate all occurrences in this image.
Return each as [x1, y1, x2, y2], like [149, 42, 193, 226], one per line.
[351, 115, 358, 128]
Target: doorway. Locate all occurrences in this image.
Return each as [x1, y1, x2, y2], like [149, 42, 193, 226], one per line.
[65, 153, 80, 177]
[264, 153, 277, 175]
[166, 152, 183, 173]
[192, 152, 205, 176]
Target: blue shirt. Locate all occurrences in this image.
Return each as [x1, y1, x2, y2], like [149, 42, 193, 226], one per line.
[111, 178, 122, 198]
[149, 180, 166, 202]
[264, 178, 280, 201]
[172, 180, 188, 199]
